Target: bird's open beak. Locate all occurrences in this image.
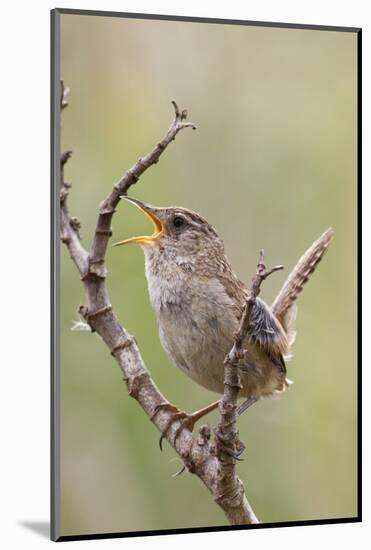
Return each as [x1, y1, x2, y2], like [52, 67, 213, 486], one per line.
[112, 196, 164, 247]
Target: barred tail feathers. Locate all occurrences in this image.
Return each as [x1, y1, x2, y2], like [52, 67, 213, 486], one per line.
[271, 228, 334, 345]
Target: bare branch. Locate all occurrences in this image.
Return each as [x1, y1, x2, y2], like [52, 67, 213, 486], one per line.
[59, 84, 258, 526]
[214, 251, 283, 522]
[87, 100, 196, 273]
[59, 118, 89, 274]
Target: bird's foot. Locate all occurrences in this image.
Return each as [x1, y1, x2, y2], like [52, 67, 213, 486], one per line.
[151, 400, 219, 451]
[151, 403, 196, 451]
[213, 426, 246, 461]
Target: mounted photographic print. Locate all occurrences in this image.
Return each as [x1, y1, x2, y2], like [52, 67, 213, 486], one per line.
[51, 8, 361, 542]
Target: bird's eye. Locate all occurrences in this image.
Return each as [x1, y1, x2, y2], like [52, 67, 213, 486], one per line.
[173, 216, 185, 229]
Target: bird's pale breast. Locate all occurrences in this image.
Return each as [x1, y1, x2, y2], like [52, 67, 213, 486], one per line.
[145, 259, 287, 399]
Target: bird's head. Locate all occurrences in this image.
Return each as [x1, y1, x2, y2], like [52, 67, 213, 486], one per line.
[112, 196, 224, 268]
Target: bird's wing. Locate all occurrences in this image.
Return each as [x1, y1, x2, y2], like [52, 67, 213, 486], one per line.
[218, 261, 288, 371]
[246, 297, 288, 372]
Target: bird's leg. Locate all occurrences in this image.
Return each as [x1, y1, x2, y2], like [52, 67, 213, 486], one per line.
[213, 398, 259, 461]
[237, 397, 258, 416]
[151, 400, 220, 450]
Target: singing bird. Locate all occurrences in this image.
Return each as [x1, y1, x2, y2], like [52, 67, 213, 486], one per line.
[113, 196, 333, 436]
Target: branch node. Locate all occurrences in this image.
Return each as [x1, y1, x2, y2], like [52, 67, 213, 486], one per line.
[95, 228, 113, 237]
[70, 217, 81, 237]
[81, 258, 107, 281]
[111, 337, 136, 356]
[83, 304, 113, 323]
[127, 371, 151, 399]
[223, 379, 243, 390]
[99, 198, 116, 215]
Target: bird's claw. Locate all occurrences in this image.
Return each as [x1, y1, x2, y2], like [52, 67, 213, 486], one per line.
[214, 427, 246, 461]
[151, 403, 196, 451]
[159, 411, 196, 451]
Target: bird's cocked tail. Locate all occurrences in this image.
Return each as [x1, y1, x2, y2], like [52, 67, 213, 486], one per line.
[271, 228, 334, 346]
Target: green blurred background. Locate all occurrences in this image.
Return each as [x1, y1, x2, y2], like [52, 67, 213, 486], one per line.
[60, 14, 357, 536]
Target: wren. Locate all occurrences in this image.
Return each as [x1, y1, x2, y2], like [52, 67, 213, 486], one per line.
[113, 196, 333, 435]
